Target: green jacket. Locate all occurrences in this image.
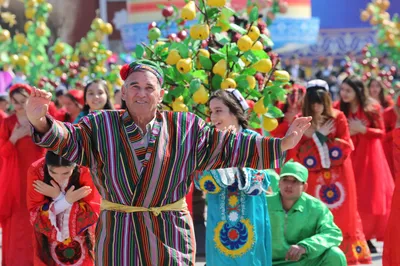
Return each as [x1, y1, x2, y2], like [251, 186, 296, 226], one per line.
[267, 192, 343, 262]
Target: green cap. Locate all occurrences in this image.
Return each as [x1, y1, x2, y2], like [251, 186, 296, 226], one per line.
[129, 59, 164, 85]
[280, 160, 308, 183]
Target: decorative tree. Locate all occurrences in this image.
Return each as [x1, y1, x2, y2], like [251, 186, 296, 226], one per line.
[135, 0, 290, 131]
[343, 43, 398, 97]
[360, 0, 400, 67]
[0, 0, 54, 85]
[0, 0, 121, 97]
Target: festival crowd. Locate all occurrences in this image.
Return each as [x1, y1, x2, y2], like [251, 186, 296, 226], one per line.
[0, 54, 399, 266]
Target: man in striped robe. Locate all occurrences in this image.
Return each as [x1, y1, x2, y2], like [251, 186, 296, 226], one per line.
[26, 60, 311, 265]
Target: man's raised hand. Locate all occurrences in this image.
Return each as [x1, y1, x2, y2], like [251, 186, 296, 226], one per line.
[26, 88, 52, 133]
[281, 116, 312, 151]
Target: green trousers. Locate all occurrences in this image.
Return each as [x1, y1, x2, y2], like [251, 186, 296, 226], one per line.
[273, 247, 347, 266]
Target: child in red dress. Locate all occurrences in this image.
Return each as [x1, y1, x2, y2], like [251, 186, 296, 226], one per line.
[27, 151, 100, 266]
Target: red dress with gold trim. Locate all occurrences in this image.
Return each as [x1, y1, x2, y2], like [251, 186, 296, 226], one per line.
[293, 110, 371, 264]
[347, 104, 394, 240]
[383, 128, 400, 266]
[27, 158, 101, 266]
[0, 114, 46, 266]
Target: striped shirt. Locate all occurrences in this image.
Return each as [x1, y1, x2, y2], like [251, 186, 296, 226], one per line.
[33, 110, 283, 266]
[134, 117, 155, 162]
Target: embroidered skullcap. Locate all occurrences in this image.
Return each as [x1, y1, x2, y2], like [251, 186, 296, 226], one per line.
[120, 59, 164, 85]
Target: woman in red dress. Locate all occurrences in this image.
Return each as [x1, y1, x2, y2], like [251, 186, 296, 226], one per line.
[27, 152, 100, 266]
[368, 78, 396, 177]
[292, 79, 371, 264]
[0, 84, 46, 265]
[383, 97, 400, 265]
[338, 76, 394, 253]
[368, 78, 394, 111]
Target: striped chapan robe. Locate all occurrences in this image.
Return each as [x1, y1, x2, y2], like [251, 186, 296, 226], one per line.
[32, 110, 284, 266]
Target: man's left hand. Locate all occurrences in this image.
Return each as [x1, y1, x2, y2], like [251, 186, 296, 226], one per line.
[285, 245, 306, 261]
[281, 117, 312, 151]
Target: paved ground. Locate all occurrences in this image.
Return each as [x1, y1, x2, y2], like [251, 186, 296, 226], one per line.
[367, 241, 384, 266]
[194, 241, 383, 266]
[0, 228, 383, 265]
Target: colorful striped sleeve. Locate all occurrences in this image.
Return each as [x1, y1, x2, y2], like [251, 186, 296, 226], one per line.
[32, 114, 94, 166]
[195, 117, 284, 171]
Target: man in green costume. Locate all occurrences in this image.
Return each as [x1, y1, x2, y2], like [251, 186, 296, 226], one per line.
[267, 160, 346, 266]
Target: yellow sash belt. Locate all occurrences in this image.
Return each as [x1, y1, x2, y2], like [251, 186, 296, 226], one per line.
[100, 197, 188, 216]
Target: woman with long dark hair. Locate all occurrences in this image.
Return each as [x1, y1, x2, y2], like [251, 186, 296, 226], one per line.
[73, 80, 114, 123]
[368, 78, 396, 176]
[27, 151, 100, 266]
[367, 77, 398, 181]
[338, 75, 394, 253]
[0, 83, 46, 265]
[292, 79, 371, 264]
[193, 89, 279, 266]
[367, 78, 393, 110]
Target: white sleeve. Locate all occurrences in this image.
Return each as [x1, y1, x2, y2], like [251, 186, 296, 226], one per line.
[52, 192, 64, 202]
[52, 195, 72, 215]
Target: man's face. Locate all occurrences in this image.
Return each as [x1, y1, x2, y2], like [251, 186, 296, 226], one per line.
[279, 176, 307, 201]
[121, 71, 165, 117]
